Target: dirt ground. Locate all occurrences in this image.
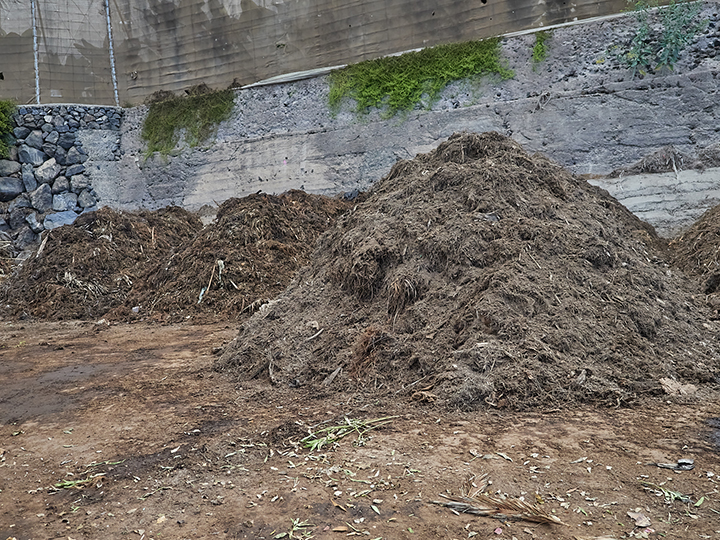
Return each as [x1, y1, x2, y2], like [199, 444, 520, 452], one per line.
[1, 320, 719, 540]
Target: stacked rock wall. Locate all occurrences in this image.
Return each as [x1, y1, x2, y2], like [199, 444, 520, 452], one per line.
[0, 105, 122, 250]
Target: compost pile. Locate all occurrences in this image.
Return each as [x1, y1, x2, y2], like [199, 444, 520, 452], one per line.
[0, 231, 13, 283]
[123, 191, 351, 322]
[0, 191, 351, 322]
[1, 207, 202, 320]
[609, 143, 720, 177]
[669, 204, 720, 300]
[217, 132, 720, 410]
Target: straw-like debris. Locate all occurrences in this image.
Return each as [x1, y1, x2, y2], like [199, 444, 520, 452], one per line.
[300, 416, 397, 451]
[432, 474, 566, 525]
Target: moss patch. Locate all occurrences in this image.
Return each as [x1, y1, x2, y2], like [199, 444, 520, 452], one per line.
[0, 100, 16, 159]
[141, 86, 235, 156]
[532, 30, 552, 67]
[328, 38, 513, 118]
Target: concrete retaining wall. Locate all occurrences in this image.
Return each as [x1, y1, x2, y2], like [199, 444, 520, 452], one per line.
[592, 169, 720, 237]
[0, 0, 628, 106]
[2, 8, 720, 245]
[86, 9, 720, 238]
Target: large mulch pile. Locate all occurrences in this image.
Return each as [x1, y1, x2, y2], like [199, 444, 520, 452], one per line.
[1, 207, 202, 320]
[122, 191, 351, 322]
[0, 191, 351, 322]
[216, 132, 720, 410]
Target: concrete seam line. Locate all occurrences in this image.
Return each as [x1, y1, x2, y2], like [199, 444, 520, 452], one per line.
[244, 11, 633, 89]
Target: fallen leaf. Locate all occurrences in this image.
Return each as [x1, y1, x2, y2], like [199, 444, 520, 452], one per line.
[627, 510, 651, 528]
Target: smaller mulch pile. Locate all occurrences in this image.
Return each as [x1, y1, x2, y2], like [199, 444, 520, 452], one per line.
[609, 143, 720, 177]
[0, 231, 13, 284]
[123, 190, 351, 322]
[0, 191, 351, 323]
[1, 207, 201, 320]
[669, 204, 720, 303]
[216, 132, 720, 411]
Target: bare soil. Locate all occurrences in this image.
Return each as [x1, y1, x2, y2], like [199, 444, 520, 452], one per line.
[1, 321, 720, 540]
[3, 132, 720, 539]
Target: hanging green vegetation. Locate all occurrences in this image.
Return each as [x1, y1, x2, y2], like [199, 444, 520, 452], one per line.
[141, 86, 235, 156]
[532, 30, 552, 67]
[328, 37, 513, 118]
[0, 99, 17, 159]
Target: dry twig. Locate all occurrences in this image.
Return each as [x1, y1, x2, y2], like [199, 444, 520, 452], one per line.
[432, 474, 566, 525]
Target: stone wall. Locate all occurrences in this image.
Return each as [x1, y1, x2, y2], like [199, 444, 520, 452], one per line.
[0, 105, 122, 249]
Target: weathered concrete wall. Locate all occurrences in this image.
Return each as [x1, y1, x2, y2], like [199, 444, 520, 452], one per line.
[84, 10, 720, 237]
[0, 0, 116, 105]
[2, 8, 718, 243]
[1, 0, 630, 105]
[593, 169, 720, 237]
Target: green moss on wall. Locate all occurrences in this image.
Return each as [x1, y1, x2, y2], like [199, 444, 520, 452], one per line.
[141, 87, 235, 157]
[0, 100, 17, 159]
[532, 30, 552, 67]
[328, 38, 513, 118]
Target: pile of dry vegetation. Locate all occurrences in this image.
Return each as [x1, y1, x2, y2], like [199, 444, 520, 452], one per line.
[669, 204, 720, 299]
[123, 191, 351, 322]
[609, 143, 720, 177]
[1, 207, 201, 320]
[216, 132, 720, 410]
[0, 191, 351, 322]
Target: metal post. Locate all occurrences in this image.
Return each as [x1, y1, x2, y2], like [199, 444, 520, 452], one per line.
[104, 0, 120, 107]
[30, 0, 40, 104]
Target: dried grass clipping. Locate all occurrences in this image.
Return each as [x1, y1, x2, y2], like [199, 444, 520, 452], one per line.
[431, 473, 566, 525]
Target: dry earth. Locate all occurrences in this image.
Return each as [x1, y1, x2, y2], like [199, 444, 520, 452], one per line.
[1, 321, 719, 540]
